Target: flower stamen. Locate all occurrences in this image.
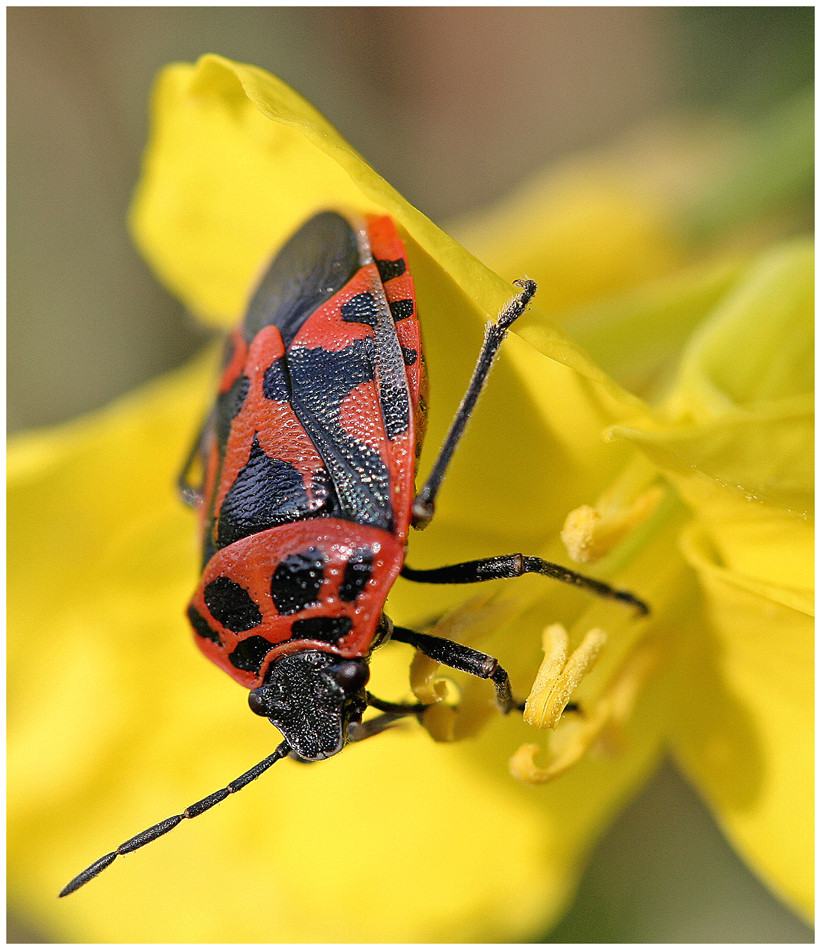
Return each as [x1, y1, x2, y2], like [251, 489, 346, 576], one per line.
[562, 485, 664, 563]
[511, 626, 659, 784]
[410, 650, 460, 742]
[523, 624, 607, 730]
[561, 455, 663, 563]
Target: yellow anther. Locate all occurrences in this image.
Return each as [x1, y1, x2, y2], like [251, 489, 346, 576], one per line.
[510, 707, 608, 783]
[561, 484, 663, 563]
[409, 650, 451, 707]
[594, 639, 661, 756]
[511, 637, 660, 785]
[523, 624, 607, 730]
[410, 650, 459, 742]
[420, 703, 460, 743]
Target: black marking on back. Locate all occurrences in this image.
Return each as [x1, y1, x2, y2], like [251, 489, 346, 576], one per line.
[187, 604, 222, 645]
[204, 576, 262, 632]
[262, 357, 290, 401]
[339, 548, 374, 602]
[375, 257, 406, 282]
[389, 299, 414, 322]
[217, 435, 321, 548]
[401, 346, 418, 366]
[340, 292, 379, 328]
[243, 212, 360, 348]
[289, 338, 394, 530]
[290, 616, 353, 643]
[271, 548, 326, 615]
[380, 378, 410, 442]
[229, 636, 272, 674]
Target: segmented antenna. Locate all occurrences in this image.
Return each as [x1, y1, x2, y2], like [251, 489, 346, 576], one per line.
[59, 741, 291, 896]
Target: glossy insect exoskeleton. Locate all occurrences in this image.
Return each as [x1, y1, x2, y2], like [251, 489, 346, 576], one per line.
[61, 211, 648, 896]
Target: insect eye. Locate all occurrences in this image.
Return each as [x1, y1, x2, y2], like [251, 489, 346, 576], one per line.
[332, 660, 369, 694]
[247, 688, 269, 717]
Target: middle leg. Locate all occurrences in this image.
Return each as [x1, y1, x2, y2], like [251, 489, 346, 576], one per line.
[402, 554, 649, 615]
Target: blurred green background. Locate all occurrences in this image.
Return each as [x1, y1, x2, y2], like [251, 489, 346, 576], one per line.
[7, 7, 813, 943]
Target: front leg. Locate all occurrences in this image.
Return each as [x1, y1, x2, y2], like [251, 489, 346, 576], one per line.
[412, 280, 537, 528]
[391, 626, 515, 714]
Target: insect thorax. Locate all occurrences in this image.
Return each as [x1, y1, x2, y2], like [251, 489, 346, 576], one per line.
[186, 518, 404, 689]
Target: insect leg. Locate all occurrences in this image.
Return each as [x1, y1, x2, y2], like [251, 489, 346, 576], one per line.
[412, 279, 537, 528]
[177, 411, 213, 508]
[347, 712, 408, 743]
[402, 555, 649, 615]
[391, 626, 515, 714]
[366, 692, 429, 716]
[346, 696, 430, 745]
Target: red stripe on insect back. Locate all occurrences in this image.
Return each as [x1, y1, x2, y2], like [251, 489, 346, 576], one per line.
[366, 215, 428, 484]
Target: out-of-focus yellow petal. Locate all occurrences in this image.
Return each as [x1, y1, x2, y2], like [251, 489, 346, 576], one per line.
[452, 158, 683, 313]
[671, 526, 813, 920]
[613, 404, 813, 604]
[612, 240, 813, 599]
[668, 240, 813, 416]
[548, 256, 748, 402]
[607, 238, 813, 919]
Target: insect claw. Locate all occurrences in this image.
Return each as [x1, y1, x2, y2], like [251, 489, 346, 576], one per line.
[411, 496, 435, 528]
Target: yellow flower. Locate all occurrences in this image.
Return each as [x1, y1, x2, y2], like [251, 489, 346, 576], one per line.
[8, 55, 812, 941]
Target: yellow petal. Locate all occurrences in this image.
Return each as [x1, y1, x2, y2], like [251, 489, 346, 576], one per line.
[671, 526, 813, 920]
[611, 240, 814, 600]
[550, 255, 748, 401]
[452, 153, 683, 312]
[131, 54, 390, 325]
[607, 238, 814, 919]
[669, 240, 813, 417]
[613, 401, 813, 603]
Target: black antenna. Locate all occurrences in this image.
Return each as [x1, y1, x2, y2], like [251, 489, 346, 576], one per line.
[59, 740, 291, 897]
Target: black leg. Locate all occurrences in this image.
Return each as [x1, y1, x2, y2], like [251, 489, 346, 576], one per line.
[401, 554, 649, 615]
[412, 279, 537, 528]
[346, 712, 406, 743]
[177, 412, 213, 508]
[391, 626, 515, 713]
[346, 694, 431, 744]
[365, 692, 428, 716]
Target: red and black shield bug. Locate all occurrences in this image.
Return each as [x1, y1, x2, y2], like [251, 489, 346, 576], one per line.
[60, 211, 648, 896]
